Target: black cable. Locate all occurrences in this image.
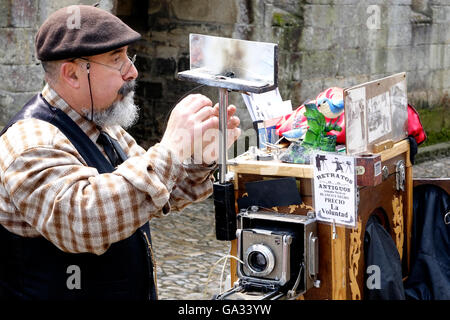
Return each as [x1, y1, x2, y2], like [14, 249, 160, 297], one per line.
[162, 84, 206, 129]
[86, 62, 95, 122]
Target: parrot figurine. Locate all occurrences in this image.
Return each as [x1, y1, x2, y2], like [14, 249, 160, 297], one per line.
[281, 127, 307, 142]
[316, 95, 344, 119]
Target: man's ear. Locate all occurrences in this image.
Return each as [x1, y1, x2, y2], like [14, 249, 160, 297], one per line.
[60, 61, 81, 89]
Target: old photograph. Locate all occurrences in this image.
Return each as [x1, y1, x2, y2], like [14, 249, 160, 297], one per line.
[390, 79, 408, 141]
[367, 91, 392, 143]
[345, 87, 367, 154]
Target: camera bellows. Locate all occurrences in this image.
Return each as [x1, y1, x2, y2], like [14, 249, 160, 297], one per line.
[213, 182, 237, 241]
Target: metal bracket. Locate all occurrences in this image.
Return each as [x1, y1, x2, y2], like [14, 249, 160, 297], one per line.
[356, 188, 360, 208]
[382, 166, 389, 180]
[395, 160, 406, 191]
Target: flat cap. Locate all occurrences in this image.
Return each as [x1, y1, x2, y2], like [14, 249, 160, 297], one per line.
[35, 5, 141, 61]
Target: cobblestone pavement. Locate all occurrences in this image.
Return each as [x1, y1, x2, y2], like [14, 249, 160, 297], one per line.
[150, 156, 450, 300]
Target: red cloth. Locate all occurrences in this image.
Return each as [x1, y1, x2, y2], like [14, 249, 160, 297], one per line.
[407, 104, 427, 145]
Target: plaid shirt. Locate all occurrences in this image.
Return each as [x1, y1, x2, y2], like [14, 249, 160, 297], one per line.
[0, 84, 216, 255]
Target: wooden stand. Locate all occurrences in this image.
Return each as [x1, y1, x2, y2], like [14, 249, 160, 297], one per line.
[227, 139, 413, 300]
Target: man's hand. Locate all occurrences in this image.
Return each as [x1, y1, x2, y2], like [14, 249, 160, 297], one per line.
[161, 94, 241, 164]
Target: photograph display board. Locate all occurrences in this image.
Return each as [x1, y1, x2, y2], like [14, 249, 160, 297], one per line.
[344, 73, 408, 155]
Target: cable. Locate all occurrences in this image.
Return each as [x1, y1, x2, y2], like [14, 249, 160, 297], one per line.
[86, 63, 95, 122]
[162, 84, 206, 129]
[203, 248, 244, 299]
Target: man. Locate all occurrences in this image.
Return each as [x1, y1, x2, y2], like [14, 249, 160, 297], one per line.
[0, 5, 240, 300]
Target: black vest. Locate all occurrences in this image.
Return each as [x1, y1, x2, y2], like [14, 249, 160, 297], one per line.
[0, 94, 156, 300]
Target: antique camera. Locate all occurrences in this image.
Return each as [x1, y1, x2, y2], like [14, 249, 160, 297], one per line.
[216, 208, 319, 300]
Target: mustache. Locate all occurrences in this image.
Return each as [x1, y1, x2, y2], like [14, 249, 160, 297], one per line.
[118, 80, 136, 96]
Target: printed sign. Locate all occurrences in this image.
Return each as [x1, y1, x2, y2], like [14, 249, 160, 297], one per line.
[313, 152, 357, 227]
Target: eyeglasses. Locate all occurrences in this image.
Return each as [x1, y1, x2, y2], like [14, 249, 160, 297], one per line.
[77, 54, 137, 76]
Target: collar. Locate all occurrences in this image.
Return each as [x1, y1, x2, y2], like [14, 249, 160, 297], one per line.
[41, 83, 101, 141]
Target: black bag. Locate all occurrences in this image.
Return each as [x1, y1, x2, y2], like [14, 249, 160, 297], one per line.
[404, 184, 450, 300]
[364, 215, 406, 300]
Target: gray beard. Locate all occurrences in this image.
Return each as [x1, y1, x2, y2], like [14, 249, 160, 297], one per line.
[82, 90, 139, 129]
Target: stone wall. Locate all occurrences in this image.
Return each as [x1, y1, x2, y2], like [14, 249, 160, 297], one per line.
[0, 0, 448, 149]
[0, 0, 111, 126]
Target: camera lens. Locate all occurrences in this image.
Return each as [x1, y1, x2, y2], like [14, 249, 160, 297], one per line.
[248, 251, 267, 272]
[244, 244, 275, 277]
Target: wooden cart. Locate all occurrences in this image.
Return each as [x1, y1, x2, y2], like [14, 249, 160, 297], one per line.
[227, 138, 414, 300]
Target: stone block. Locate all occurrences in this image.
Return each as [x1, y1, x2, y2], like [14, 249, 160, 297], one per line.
[271, 7, 302, 27]
[386, 23, 412, 47]
[414, 45, 430, 70]
[0, 64, 44, 92]
[0, 0, 11, 27]
[177, 55, 190, 72]
[430, 69, 446, 89]
[439, 69, 450, 89]
[299, 49, 339, 78]
[410, 44, 429, 70]
[322, 74, 370, 89]
[272, 25, 303, 52]
[337, 49, 370, 77]
[11, 0, 38, 28]
[445, 44, 450, 68]
[339, 25, 366, 49]
[303, 4, 338, 28]
[361, 27, 388, 50]
[412, 24, 433, 46]
[428, 44, 446, 70]
[366, 49, 388, 75]
[408, 90, 428, 104]
[305, 0, 357, 4]
[336, 4, 362, 27]
[0, 90, 36, 126]
[134, 55, 152, 74]
[386, 5, 411, 25]
[170, 0, 238, 24]
[276, 52, 298, 82]
[294, 78, 325, 102]
[137, 81, 163, 99]
[406, 69, 432, 92]
[270, 0, 305, 13]
[430, 5, 450, 24]
[386, 46, 413, 73]
[0, 28, 36, 64]
[430, 69, 450, 89]
[387, 0, 412, 5]
[430, 23, 450, 45]
[155, 45, 179, 59]
[154, 57, 176, 76]
[298, 26, 341, 51]
[429, 0, 450, 5]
